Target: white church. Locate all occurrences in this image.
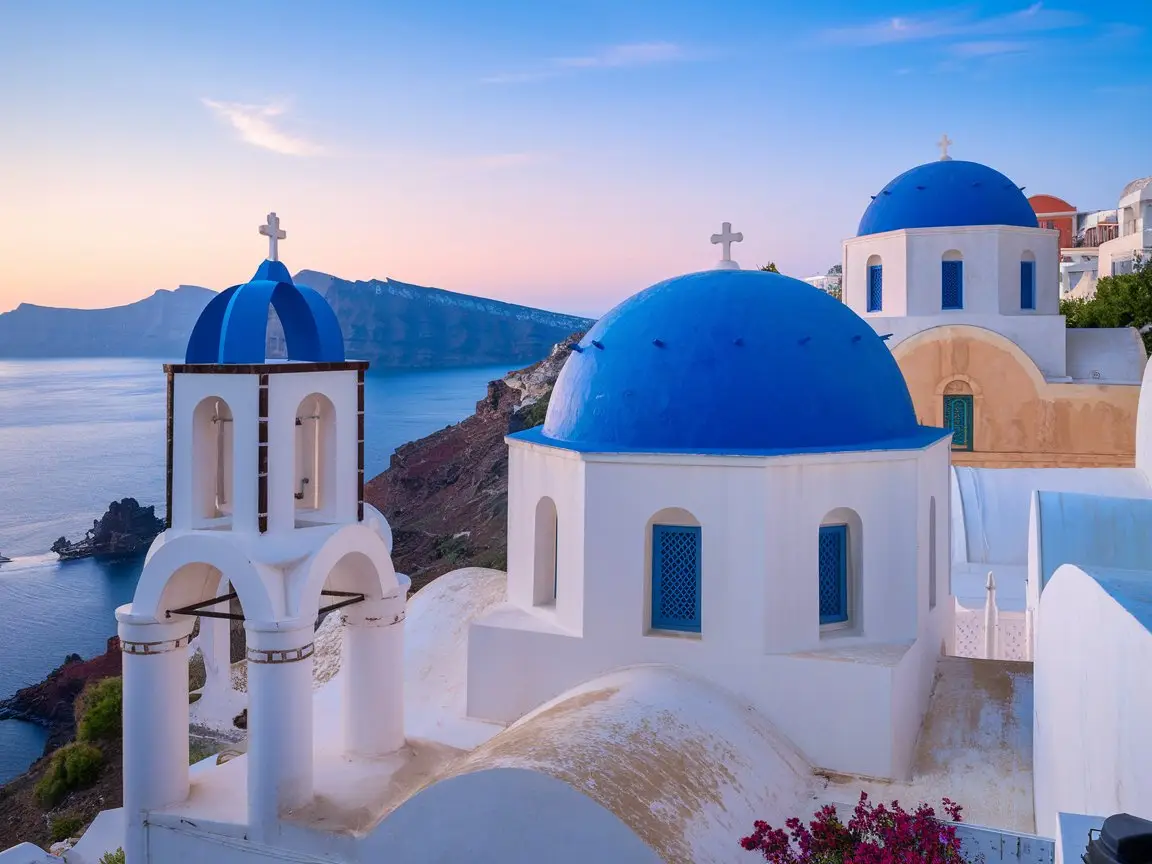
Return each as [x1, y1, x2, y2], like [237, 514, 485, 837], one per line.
[5, 172, 1152, 863]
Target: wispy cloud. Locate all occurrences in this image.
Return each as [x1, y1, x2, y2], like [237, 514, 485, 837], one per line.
[949, 39, 1032, 57]
[821, 2, 1084, 47]
[483, 41, 690, 85]
[555, 42, 685, 69]
[201, 98, 326, 156]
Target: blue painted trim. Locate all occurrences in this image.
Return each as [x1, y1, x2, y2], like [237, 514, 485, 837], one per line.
[508, 424, 951, 456]
[941, 260, 964, 310]
[867, 265, 883, 312]
[651, 524, 702, 632]
[1020, 260, 1036, 310]
[819, 524, 849, 625]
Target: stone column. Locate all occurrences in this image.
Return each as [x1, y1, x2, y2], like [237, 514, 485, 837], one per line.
[244, 621, 315, 835]
[117, 607, 195, 864]
[342, 576, 409, 757]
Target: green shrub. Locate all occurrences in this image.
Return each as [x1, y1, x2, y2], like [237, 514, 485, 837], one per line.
[189, 738, 218, 765]
[34, 742, 104, 809]
[76, 677, 122, 743]
[49, 813, 85, 841]
[99, 850, 126, 864]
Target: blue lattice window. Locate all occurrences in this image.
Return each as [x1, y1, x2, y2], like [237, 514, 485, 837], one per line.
[651, 524, 701, 633]
[1020, 260, 1036, 309]
[867, 265, 883, 312]
[941, 260, 963, 309]
[944, 394, 973, 451]
[819, 525, 849, 626]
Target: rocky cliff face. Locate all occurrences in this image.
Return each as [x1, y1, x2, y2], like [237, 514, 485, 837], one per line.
[284, 270, 593, 369]
[0, 285, 214, 358]
[365, 332, 582, 590]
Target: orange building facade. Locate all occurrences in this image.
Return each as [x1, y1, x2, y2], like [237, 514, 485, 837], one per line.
[1028, 194, 1077, 248]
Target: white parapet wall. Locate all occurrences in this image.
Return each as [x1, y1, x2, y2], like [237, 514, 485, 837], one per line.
[1033, 563, 1152, 839]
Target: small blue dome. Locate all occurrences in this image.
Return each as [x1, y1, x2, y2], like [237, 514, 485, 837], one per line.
[185, 260, 345, 364]
[858, 160, 1038, 236]
[524, 269, 938, 455]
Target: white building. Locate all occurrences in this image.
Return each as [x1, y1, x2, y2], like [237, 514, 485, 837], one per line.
[7, 216, 1152, 864]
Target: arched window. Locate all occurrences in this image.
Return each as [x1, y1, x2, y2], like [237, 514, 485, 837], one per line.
[192, 397, 233, 522]
[943, 381, 974, 452]
[941, 250, 963, 310]
[866, 255, 883, 312]
[294, 393, 336, 513]
[1020, 251, 1036, 310]
[929, 496, 937, 610]
[818, 508, 862, 632]
[650, 517, 701, 633]
[533, 497, 558, 605]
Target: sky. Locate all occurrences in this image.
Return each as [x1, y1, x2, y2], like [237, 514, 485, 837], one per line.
[0, 1, 1149, 319]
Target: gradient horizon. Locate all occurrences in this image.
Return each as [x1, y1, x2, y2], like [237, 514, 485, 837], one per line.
[1, 0, 1149, 319]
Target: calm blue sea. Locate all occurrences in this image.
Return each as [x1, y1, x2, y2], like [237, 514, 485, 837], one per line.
[0, 357, 512, 784]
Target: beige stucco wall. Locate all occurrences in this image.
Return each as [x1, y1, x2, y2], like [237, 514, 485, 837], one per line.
[893, 325, 1140, 468]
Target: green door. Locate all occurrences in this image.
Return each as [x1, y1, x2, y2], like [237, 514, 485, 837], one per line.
[943, 395, 974, 451]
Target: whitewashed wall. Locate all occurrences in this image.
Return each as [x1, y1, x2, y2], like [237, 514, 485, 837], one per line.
[470, 438, 952, 781]
[1033, 564, 1152, 839]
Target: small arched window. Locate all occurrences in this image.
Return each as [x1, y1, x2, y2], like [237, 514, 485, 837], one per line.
[192, 396, 234, 523]
[943, 380, 974, 451]
[866, 255, 883, 312]
[819, 508, 862, 633]
[533, 497, 558, 605]
[1020, 251, 1036, 310]
[651, 522, 701, 633]
[294, 393, 337, 514]
[941, 250, 963, 310]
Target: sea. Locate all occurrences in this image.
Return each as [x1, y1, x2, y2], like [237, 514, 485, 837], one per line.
[0, 357, 513, 784]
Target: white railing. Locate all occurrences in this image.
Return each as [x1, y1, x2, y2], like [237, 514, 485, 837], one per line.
[953, 572, 1032, 662]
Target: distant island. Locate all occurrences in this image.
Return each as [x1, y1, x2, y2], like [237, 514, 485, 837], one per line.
[51, 498, 165, 561]
[0, 271, 594, 369]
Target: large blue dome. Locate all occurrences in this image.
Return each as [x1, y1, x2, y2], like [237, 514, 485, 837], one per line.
[185, 259, 345, 365]
[520, 269, 941, 455]
[857, 160, 1038, 236]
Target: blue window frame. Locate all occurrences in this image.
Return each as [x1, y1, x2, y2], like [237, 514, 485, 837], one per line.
[1020, 260, 1036, 309]
[818, 525, 849, 626]
[944, 394, 974, 451]
[867, 265, 883, 312]
[941, 260, 963, 309]
[651, 524, 701, 633]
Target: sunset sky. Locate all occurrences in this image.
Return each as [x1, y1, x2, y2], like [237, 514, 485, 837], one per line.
[1, 0, 1149, 318]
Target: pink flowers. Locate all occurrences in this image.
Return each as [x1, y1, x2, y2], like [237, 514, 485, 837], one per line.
[740, 792, 973, 863]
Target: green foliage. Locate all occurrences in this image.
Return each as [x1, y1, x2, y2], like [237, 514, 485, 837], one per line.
[472, 547, 508, 571]
[34, 742, 104, 809]
[760, 262, 779, 273]
[1061, 257, 1152, 352]
[76, 676, 122, 743]
[99, 850, 126, 864]
[434, 534, 470, 564]
[519, 388, 552, 429]
[49, 813, 85, 842]
[189, 738, 218, 765]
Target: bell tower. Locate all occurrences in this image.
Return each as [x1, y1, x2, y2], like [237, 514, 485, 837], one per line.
[116, 214, 407, 862]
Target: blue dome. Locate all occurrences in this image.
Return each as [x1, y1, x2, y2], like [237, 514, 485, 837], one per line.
[522, 269, 940, 455]
[185, 260, 345, 364]
[857, 160, 1038, 236]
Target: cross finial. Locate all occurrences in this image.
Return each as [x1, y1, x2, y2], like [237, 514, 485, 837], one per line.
[258, 212, 287, 261]
[938, 133, 953, 161]
[710, 222, 743, 270]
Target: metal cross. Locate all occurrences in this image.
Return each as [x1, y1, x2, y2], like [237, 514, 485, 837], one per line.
[710, 222, 743, 262]
[938, 133, 953, 161]
[258, 212, 287, 261]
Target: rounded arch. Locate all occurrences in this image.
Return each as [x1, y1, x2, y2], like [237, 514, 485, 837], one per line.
[132, 532, 275, 624]
[296, 523, 399, 619]
[866, 253, 882, 268]
[191, 395, 234, 522]
[1021, 249, 1037, 262]
[533, 497, 559, 605]
[645, 507, 703, 634]
[294, 391, 337, 512]
[942, 249, 963, 261]
[362, 502, 394, 554]
[892, 324, 1048, 393]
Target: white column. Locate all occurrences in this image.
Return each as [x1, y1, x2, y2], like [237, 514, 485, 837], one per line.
[342, 579, 409, 756]
[117, 607, 194, 864]
[198, 577, 233, 708]
[244, 621, 315, 835]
